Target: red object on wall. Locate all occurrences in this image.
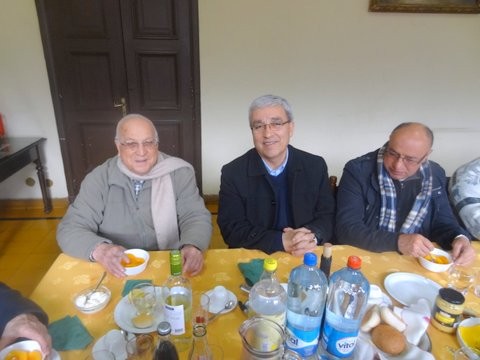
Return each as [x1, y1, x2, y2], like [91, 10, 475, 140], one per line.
[0, 113, 5, 137]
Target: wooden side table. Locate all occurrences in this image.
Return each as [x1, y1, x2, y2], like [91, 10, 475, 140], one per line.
[0, 137, 53, 213]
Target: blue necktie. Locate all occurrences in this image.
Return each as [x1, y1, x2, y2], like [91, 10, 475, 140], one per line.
[132, 180, 145, 199]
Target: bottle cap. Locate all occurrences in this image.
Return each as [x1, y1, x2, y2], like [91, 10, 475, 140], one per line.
[438, 287, 465, 305]
[304, 252, 317, 267]
[157, 321, 172, 336]
[193, 324, 207, 337]
[263, 258, 277, 272]
[347, 255, 362, 269]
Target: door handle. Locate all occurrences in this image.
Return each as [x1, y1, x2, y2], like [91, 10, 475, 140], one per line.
[113, 97, 127, 116]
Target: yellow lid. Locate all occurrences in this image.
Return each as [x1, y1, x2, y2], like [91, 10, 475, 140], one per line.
[263, 258, 277, 272]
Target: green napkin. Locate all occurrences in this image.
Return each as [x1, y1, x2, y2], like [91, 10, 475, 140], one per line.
[238, 258, 264, 286]
[122, 279, 152, 297]
[48, 315, 93, 351]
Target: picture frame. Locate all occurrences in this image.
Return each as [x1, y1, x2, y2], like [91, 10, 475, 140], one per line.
[369, 0, 480, 13]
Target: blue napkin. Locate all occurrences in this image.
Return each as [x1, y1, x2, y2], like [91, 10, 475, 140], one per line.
[238, 258, 264, 286]
[48, 315, 93, 351]
[122, 279, 152, 297]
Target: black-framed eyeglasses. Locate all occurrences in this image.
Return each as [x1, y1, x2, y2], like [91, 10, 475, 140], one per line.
[384, 147, 428, 166]
[250, 120, 291, 132]
[118, 139, 158, 152]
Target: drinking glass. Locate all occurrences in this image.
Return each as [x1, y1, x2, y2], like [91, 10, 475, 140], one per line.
[126, 334, 155, 360]
[447, 265, 475, 295]
[193, 291, 210, 326]
[128, 283, 157, 328]
[473, 269, 480, 298]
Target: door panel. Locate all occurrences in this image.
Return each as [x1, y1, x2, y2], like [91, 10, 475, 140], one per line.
[36, 0, 201, 200]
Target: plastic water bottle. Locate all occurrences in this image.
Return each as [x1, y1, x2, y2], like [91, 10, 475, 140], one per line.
[248, 258, 287, 327]
[285, 252, 328, 358]
[317, 255, 370, 359]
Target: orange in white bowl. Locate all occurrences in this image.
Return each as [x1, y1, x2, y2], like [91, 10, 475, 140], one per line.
[0, 340, 44, 360]
[418, 248, 452, 273]
[122, 249, 149, 276]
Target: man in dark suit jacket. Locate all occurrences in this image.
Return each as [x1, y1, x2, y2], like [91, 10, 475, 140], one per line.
[0, 282, 51, 355]
[218, 95, 335, 255]
[336, 122, 475, 265]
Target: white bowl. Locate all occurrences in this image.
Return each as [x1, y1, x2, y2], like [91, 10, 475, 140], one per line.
[122, 249, 149, 276]
[457, 317, 480, 360]
[418, 248, 452, 273]
[0, 340, 44, 360]
[74, 285, 111, 314]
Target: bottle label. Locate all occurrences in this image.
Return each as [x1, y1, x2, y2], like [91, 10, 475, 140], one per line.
[285, 324, 320, 357]
[164, 303, 186, 335]
[321, 321, 358, 358]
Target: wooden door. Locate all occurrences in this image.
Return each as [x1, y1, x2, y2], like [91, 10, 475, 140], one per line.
[36, 0, 201, 201]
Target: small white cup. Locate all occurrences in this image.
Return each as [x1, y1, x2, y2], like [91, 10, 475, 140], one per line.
[211, 286, 228, 308]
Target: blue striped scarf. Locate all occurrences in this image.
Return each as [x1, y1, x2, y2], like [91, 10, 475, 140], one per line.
[377, 145, 433, 233]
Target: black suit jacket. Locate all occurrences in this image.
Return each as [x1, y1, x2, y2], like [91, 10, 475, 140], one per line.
[218, 145, 335, 253]
[0, 282, 48, 337]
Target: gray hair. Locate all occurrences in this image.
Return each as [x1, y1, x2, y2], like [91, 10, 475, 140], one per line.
[114, 113, 159, 142]
[248, 94, 294, 125]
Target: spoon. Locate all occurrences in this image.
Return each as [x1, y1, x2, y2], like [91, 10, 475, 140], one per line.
[83, 271, 107, 305]
[208, 299, 236, 321]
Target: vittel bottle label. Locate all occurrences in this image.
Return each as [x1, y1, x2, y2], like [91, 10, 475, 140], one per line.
[321, 322, 358, 358]
[286, 326, 319, 357]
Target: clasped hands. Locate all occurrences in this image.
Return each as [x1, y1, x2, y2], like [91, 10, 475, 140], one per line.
[282, 227, 318, 257]
[92, 243, 204, 278]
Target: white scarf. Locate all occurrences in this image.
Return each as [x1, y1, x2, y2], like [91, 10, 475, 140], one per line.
[117, 152, 193, 249]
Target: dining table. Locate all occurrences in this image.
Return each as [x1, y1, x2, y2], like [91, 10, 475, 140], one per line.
[30, 243, 480, 360]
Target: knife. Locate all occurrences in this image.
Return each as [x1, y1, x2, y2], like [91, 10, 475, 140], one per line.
[238, 300, 249, 316]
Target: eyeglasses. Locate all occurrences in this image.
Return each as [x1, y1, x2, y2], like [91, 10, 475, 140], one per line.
[250, 120, 291, 132]
[118, 139, 158, 152]
[384, 147, 428, 166]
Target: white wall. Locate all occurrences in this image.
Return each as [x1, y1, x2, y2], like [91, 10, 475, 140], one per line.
[0, 0, 479, 199]
[0, 0, 67, 199]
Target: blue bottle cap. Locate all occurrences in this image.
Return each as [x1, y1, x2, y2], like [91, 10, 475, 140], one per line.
[304, 252, 317, 266]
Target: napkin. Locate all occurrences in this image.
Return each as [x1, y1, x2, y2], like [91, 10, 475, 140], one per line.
[121, 279, 152, 297]
[48, 315, 93, 350]
[393, 298, 431, 346]
[237, 258, 264, 286]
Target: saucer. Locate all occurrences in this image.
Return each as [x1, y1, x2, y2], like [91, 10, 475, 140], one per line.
[113, 287, 165, 334]
[92, 329, 135, 359]
[205, 287, 237, 314]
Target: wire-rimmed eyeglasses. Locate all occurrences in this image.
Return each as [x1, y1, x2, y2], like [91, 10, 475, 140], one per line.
[384, 147, 429, 166]
[117, 139, 158, 152]
[250, 120, 291, 132]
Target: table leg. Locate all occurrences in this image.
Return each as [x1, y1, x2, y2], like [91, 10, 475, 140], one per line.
[34, 149, 53, 214]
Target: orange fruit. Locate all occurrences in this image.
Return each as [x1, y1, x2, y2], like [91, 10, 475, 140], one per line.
[121, 253, 144, 267]
[5, 350, 28, 360]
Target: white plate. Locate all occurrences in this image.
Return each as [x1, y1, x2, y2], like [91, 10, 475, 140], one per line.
[113, 287, 165, 334]
[205, 288, 237, 314]
[92, 329, 134, 360]
[384, 272, 441, 310]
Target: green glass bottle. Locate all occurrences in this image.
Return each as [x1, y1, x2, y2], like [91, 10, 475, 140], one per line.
[163, 250, 193, 352]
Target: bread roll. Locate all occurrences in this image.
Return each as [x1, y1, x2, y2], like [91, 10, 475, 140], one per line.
[371, 324, 406, 355]
[380, 306, 407, 332]
[361, 304, 381, 332]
